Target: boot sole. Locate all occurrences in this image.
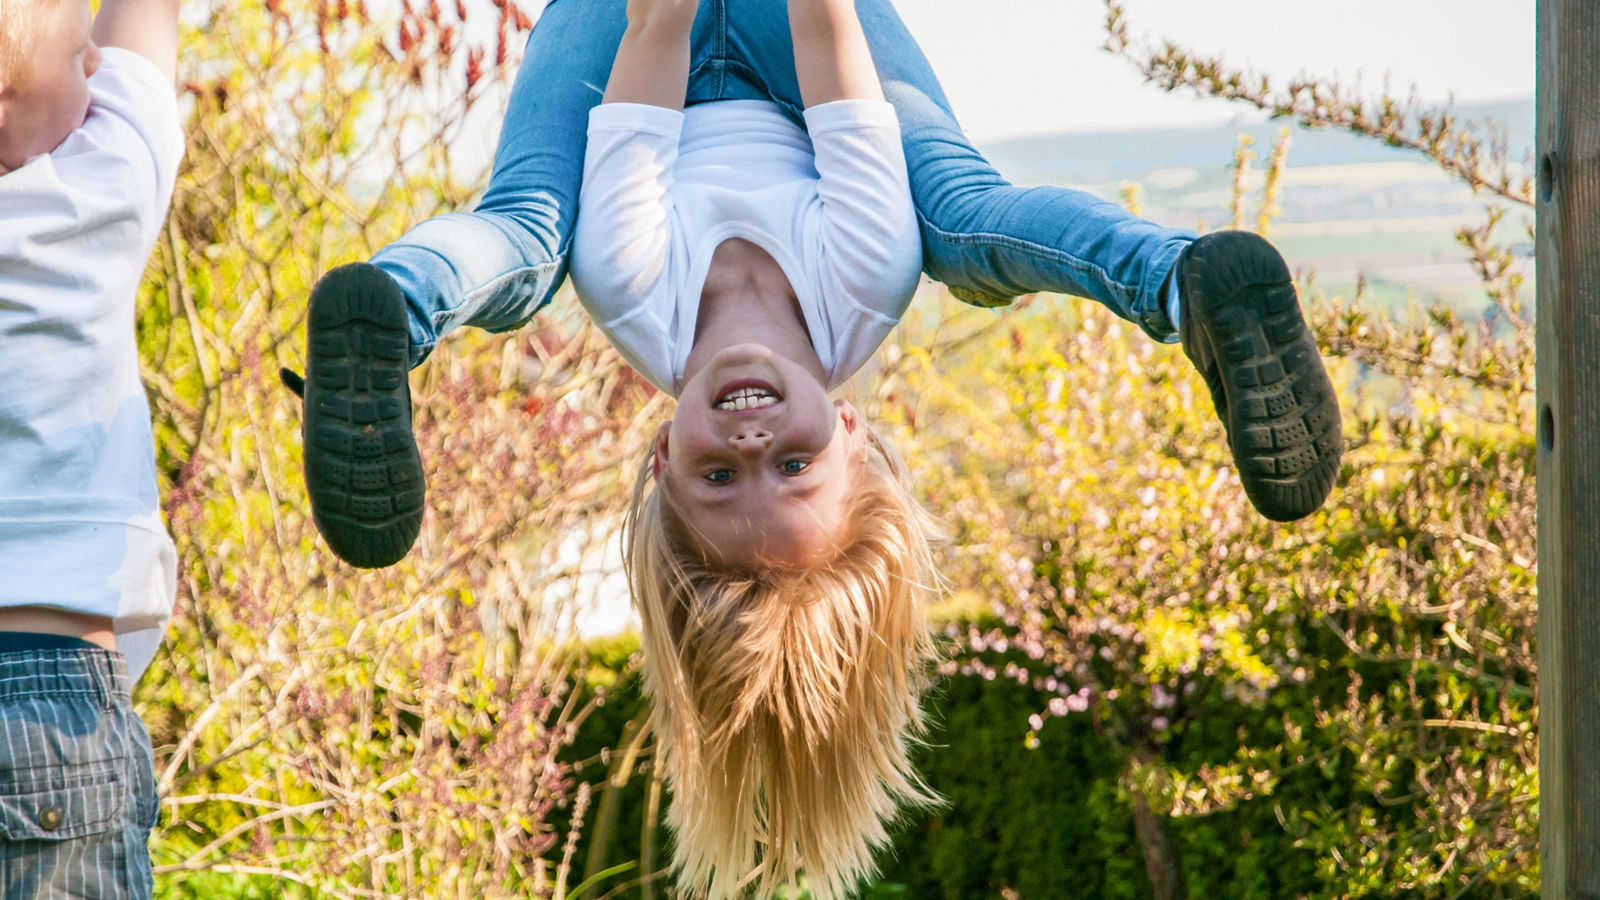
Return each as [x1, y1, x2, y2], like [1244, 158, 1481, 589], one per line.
[303, 263, 424, 567]
[1184, 232, 1343, 521]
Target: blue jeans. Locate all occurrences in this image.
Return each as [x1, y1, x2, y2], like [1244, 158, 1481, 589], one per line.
[373, 0, 1195, 367]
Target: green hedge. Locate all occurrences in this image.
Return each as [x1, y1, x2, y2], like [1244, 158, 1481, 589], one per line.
[559, 633, 1348, 900]
[876, 649, 1335, 900]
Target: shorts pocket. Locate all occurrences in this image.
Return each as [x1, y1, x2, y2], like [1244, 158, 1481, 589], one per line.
[0, 758, 126, 842]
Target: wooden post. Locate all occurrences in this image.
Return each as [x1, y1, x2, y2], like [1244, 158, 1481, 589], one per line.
[1538, 1, 1600, 897]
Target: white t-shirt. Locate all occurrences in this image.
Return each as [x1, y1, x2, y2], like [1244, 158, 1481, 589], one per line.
[570, 99, 921, 395]
[0, 48, 184, 679]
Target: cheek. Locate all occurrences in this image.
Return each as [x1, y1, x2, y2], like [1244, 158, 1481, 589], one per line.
[667, 416, 709, 455]
[804, 407, 840, 448]
[53, 79, 93, 130]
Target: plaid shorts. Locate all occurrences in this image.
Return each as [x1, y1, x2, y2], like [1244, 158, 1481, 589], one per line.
[0, 637, 158, 900]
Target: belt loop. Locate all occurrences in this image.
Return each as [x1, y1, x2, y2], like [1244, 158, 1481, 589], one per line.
[87, 650, 114, 711]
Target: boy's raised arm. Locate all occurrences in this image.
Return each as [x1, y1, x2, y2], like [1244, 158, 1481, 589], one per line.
[789, 0, 882, 107]
[603, 0, 697, 108]
[92, 0, 180, 84]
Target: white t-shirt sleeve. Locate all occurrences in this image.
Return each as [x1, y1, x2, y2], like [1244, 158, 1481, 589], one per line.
[56, 48, 185, 248]
[571, 103, 685, 392]
[801, 99, 922, 385]
[572, 104, 681, 319]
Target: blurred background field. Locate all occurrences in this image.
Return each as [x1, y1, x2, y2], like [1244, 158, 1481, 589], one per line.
[136, 1, 1537, 898]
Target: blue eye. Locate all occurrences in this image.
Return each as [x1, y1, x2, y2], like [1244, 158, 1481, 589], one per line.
[705, 469, 733, 484]
[780, 460, 809, 475]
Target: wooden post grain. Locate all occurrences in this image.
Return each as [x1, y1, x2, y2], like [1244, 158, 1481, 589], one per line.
[1538, 1, 1600, 896]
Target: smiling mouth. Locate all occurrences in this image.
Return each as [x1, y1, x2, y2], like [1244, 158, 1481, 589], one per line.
[715, 383, 781, 411]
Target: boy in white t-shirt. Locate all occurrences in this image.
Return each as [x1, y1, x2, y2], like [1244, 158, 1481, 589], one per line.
[0, 0, 183, 895]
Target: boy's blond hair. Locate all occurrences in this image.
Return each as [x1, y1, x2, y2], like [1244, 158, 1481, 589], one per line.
[0, 0, 69, 87]
[623, 422, 944, 900]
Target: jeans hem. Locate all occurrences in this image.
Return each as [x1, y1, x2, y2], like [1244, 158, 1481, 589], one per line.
[923, 223, 1139, 317]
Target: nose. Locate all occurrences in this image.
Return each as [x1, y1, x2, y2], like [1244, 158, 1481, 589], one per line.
[728, 426, 772, 453]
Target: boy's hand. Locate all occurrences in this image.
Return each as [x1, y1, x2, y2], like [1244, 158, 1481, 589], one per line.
[93, 0, 181, 84]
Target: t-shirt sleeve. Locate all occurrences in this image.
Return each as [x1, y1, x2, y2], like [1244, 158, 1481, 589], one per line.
[803, 99, 921, 300]
[571, 103, 683, 326]
[801, 99, 922, 384]
[57, 48, 185, 247]
[570, 103, 687, 393]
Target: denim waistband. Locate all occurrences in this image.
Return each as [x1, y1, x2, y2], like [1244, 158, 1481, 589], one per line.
[0, 632, 102, 654]
[0, 644, 128, 708]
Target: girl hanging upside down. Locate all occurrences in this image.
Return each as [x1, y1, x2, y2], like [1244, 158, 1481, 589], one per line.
[283, 0, 1344, 895]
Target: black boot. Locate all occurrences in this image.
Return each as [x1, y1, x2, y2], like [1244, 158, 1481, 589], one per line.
[290, 262, 425, 567]
[1176, 231, 1342, 521]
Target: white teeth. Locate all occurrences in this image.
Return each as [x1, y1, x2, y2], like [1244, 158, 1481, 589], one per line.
[715, 388, 779, 411]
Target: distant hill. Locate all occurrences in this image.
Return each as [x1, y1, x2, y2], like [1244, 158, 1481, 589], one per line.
[975, 97, 1534, 188]
[969, 97, 1535, 314]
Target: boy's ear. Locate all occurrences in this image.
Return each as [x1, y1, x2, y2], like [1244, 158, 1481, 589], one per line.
[651, 421, 672, 480]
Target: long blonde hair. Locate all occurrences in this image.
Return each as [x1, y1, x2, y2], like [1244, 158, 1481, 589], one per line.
[623, 421, 944, 900]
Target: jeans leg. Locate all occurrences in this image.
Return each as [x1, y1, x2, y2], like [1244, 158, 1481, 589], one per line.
[719, 0, 1193, 342]
[371, 0, 629, 366]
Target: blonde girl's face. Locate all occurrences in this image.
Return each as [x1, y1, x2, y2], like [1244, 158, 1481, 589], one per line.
[0, 0, 100, 172]
[657, 344, 862, 570]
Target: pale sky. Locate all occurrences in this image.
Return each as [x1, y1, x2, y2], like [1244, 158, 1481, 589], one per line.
[454, 0, 1535, 156]
[889, 0, 1536, 140]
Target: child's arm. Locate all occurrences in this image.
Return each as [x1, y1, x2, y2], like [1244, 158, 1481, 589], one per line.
[92, 0, 181, 84]
[789, 0, 883, 106]
[602, 0, 697, 108]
